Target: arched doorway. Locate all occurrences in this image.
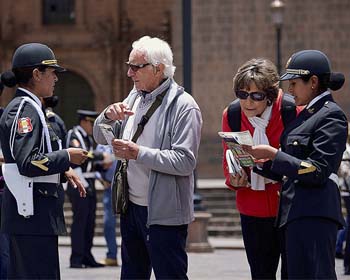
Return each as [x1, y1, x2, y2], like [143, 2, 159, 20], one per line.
[54, 71, 95, 130]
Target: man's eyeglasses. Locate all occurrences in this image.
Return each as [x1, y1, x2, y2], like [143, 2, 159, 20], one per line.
[235, 90, 267, 102]
[125, 62, 151, 72]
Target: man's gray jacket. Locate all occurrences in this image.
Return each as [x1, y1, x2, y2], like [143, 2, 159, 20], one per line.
[93, 79, 202, 226]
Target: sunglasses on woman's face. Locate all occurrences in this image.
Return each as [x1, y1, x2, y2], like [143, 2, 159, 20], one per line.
[235, 90, 267, 102]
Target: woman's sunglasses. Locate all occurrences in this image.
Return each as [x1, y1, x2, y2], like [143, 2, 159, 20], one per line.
[235, 90, 267, 102]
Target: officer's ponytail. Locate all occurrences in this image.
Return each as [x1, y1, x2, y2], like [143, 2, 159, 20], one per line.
[329, 72, 345, 91]
[303, 72, 345, 93]
[0, 71, 17, 88]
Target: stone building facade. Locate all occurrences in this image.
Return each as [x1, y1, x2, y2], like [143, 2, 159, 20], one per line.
[1, 0, 350, 178]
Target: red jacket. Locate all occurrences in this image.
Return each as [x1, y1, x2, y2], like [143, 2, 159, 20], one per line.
[222, 92, 300, 217]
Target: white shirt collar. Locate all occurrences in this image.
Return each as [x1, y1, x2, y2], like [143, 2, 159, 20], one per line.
[306, 90, 331, 109]
[18, 87, 43, 107]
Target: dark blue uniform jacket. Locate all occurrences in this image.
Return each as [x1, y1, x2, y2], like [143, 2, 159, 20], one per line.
[257, 94, 347, 227]
[0, 89, 70, 235]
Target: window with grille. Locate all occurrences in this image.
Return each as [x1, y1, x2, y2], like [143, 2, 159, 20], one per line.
[43, 0, 75, 25]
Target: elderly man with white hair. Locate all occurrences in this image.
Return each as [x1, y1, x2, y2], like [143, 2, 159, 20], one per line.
[93, 36, 202, 279]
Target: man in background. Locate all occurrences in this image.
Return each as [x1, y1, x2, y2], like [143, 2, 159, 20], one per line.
[96, 144, 119, 267]
[43, 95, 67, 147]
[66, 110, 107, 268]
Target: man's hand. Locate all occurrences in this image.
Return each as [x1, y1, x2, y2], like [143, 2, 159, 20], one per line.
[105, 102, 134, 121]
[65, 167, 86, 197]
[112, 139, 139, 160]
[67, 148, 89, 165]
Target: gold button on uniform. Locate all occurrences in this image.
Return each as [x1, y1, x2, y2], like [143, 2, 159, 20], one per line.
[293, 141, 298, 146]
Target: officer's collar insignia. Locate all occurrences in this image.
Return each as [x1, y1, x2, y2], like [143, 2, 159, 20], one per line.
[46, 111, 55, 118]
[307, 107, 315, 114]
[285, 57, 292, 68]
[31, 158, 49, 171]
[17, 117, 33, 134]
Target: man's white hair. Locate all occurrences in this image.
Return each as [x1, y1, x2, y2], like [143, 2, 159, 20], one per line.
[132, 36, 176, 79]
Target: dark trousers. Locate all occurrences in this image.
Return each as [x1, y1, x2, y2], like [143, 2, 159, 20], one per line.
[343, 196, 350, 272]
[120, 202, 188, 280]
[240, 214, 286, 280]
[67, 186, 97, 265]
[0, 232, 9, 280]
[0, 194, 9, 280]
[284, 217, 338, 279]
[8, 235, 59, 280]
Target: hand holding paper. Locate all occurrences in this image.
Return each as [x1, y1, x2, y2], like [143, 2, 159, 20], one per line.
[241, 144, 278, 161]
[98, 123, 116, 146]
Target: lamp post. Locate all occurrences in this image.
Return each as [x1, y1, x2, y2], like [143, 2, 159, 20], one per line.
[182, 0, 204, 212]
[270, 0, 285, 74]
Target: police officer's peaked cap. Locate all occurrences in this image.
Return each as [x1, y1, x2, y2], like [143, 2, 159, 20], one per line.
[77, 110, 99, 122]
[280, 50, 331, 81]
[12, 43, 65, 72]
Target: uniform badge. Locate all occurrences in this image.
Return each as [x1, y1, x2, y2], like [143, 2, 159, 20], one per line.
[307, 108, 315, 114]
[31, 157, 49, 171]
[298, 161, 316, 175]
[17, 117, 33, 134]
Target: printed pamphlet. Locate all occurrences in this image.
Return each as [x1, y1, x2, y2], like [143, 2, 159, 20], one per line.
[218, 131, 255, 172]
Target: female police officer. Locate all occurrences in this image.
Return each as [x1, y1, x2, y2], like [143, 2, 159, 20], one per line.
[0, 43, 88, 279]
[244, 50, 347, 279]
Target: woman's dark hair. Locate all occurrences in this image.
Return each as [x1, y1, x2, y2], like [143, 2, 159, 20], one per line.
[300, 72, 345, 92]
[1, 71, 17, 88]
[233, 58, 279, 106]
[1, 65, 48, 88]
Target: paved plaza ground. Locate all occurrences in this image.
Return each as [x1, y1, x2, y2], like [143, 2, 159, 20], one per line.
[59, 237, 348, 280]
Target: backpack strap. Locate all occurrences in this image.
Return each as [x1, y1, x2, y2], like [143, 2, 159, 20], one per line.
[227, 99, 241, 132]
[281, 93, 296, 127]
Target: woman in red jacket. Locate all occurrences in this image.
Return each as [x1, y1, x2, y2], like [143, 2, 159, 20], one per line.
[222, 58, 299, 280]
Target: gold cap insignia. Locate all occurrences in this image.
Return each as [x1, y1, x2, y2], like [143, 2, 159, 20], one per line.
[286, 57, 292, 68]
[41, 59, 57, 65]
